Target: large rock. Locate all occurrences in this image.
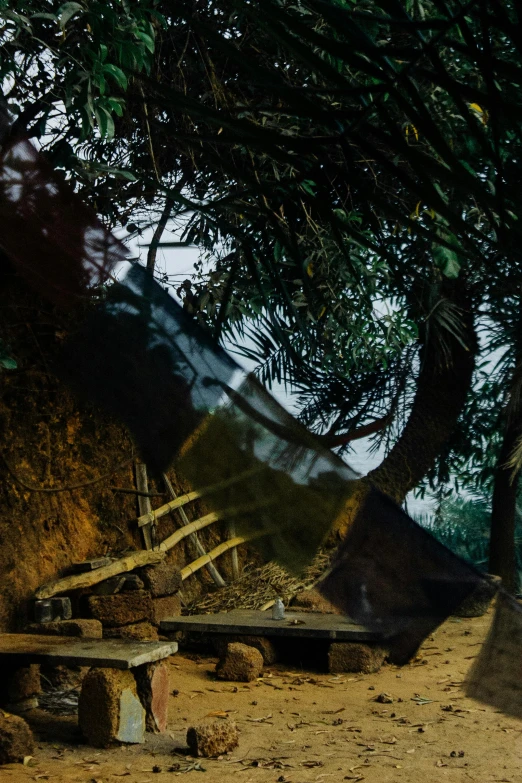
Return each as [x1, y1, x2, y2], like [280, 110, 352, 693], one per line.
[0, 665, 41, 713]
[79, 668, 145, 747]
[216, 643, 263, 682]
[0, 712, 34, 765]
[453, 575, 501, 617]
[87, 590, 153, 627]
[104, 622, 159, 642]
[213, 635, 277, 665]
[138, 562, 182, 597]
[134, 661, 169, 733]
[187, 720, 239, 757]
[26, 619, 103, 638]
[152, 595, 181, 625]
[328, 642, 387, 674]
[291, 588, 340, 614]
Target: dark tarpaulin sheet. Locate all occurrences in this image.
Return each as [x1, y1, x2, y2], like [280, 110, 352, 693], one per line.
[317, 487, 488, 662]
[59, 264, 359, 572]
[0, 136, 126, 306]
[465, 592, 522, 718]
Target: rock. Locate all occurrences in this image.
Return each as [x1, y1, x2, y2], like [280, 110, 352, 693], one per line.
[121, 574, 144, 591]
[0, 711, 34, 765]
[78, 668, 145, 747]
[213, 635, 278, 665]
[134, 661, 170, 733]
[291, 588, 340, 614]
[187, 720, 239, 757]
[138, 562, 182, 598]
[25, 619, 103, 638]
[375, 692, 393, 704]
[328, 643, 387, 674]
[69, 558, 112, 573]
[93, 576, 127, 596]
[104, 622, 159, 642]
[152, 595, 181, 625]
[453, 575, 501, 617]
[87, 591, 153, 627]
[50, 596, 72, 620]
[0, 665, 41, 712]
[216, 643, 263, 682]
[33, 599, 53, 624]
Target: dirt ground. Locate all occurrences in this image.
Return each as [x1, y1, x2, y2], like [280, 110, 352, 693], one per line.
[2, 609, 521, 783]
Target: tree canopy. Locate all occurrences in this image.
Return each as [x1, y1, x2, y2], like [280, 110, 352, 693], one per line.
[4, 0, 522, 583]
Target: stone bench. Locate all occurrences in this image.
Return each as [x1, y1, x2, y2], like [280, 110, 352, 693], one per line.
[0, 634, 177, 747]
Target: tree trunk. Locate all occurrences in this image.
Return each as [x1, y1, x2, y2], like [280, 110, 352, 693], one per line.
[368, 288, 477, 504]
[489, 418, 521, 592]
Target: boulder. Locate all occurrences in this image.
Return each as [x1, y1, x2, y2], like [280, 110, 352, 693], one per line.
[328, 642, 387, 674]
[87, 590, 153, 627]
[26, 619, 103, 638]
[212, 635, 277, 665]
[78, 668, 145, 747]
[0, 665, 40, 713]
[187, 720, 239, 757]
[0, 712, 34, 765]
[138, 562, 182, 598]
[134, 661, 170, 733]
[104, 622, 159, 642]
[216, 643, 263, 682]
[152, 595, 181, 625]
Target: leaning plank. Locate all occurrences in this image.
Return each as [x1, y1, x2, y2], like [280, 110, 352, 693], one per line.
[0, 634, 177, 669]
[136, 461, 153, 550]
[157, 500, 272, 553]
[35, 550, 165, 599]
[137, 467, 261, 528]
[180, 535, 250, 581]
[162, 473, 226, 589]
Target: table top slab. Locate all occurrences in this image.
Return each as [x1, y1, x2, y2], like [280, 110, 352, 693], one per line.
[0, 634, 178, 669]
[160, 609, 388, 641]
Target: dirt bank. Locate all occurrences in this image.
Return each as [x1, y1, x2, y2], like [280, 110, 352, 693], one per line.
[2, 608, 521, 782]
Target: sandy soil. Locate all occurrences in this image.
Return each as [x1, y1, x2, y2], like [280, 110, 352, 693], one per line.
[2, 609, 522, 783]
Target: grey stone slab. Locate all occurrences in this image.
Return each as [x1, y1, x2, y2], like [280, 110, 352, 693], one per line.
[116, 689, 145, 744]
[0, 634, 177, 670]
[160, 609, 389, 641]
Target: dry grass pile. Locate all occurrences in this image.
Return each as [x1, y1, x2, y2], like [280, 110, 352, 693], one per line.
[185, 552, 331, 615]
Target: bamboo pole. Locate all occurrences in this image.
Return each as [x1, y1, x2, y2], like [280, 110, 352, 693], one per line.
[227, 521, 240, 580]
[180, 534, 253, 581]
[35, 550, 165, 600]
[137, 467, 262, 528]
[136, 462, 154, 549]
[156, 500, 273, 553]
[162, 473, 226, 588]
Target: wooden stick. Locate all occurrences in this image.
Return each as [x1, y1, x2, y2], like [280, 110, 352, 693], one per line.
[162, 474, 226, 589]
[111, 487, 165, 498]
[227, 521, 240, 580]
[137, 467, 262, 528]
[180, 534, 254, 581]
[136, 462, 154, 550]
[35, 550, 165, 600]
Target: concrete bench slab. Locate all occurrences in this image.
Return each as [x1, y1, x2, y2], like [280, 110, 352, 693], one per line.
[0, 634, 177, 670]
[160, 609, 388, 641]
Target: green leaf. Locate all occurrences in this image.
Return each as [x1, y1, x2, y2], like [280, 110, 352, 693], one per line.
[102, 64, 128, 91]
[135, 31, 155, 54]
[58, 1, 84, 29]
[107, 97, 124, 117]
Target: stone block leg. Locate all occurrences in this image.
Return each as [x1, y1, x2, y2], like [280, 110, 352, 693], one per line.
[134, 661, 170, 733]
[0, 664, 41, 714]
[79, 668, 145, 748]
[328, 642, 387, 674]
